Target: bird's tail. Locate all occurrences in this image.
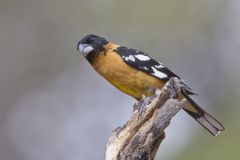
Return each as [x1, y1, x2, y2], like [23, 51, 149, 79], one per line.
[181, 91, 225, 136]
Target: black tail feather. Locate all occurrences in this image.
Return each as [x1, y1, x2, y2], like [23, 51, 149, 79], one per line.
[182, 91, 225, 136]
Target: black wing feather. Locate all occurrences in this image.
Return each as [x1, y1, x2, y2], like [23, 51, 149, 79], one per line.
[115, 46, 196, 95]
[116, 46, 179, 81]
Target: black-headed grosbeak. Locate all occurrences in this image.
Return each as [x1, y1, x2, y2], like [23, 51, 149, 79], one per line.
[77, 34, 224, 136]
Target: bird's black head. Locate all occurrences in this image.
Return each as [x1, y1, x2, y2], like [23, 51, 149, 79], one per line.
[77, 34, 108, 62]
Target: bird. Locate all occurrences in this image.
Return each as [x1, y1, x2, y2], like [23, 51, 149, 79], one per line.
[77, 34, 224, 136]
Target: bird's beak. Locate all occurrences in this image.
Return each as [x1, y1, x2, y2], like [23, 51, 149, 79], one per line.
[79, 44, 94, 56]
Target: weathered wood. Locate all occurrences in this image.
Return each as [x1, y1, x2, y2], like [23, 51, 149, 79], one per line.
[105, 78, 187, 160]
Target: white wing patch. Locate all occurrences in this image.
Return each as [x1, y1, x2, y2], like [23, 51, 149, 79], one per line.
[143, 67, 148, 70]
[155, 63, 165, 69]
[139, 66, 149, 70]
[116, 46, 177, 80]
[151, 67, 168, 79]
[124, 55, 135, 62]
[135, 54, 151, 61]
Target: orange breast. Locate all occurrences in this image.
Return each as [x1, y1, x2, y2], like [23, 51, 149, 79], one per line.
[91, 43, 165, 99]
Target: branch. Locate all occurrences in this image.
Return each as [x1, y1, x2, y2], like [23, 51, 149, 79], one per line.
[105, 78, 187, 160]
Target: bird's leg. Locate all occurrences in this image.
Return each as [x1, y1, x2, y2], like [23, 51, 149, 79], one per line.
[133, 95, 151, 112]
[134, 87, 158, 112]
[155, 89, 162, 97]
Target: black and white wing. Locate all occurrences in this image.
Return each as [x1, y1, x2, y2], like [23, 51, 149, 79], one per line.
[115, 46, 196, 95]
[116, 46, 179, 81]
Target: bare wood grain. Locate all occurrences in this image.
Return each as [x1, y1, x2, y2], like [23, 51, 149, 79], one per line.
[105, 78, 187, 160]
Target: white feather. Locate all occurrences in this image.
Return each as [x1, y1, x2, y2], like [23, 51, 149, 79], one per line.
[155, 63, 165, 69]
[151, 67, 168, 79]
[135, 54, 150, 61]
[125, 55, 135, 62]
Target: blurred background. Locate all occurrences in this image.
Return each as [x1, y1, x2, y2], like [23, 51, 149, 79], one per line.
[0, 0, 239, 160]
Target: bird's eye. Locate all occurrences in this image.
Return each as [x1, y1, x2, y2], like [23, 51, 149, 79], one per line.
[89, 38, 95, 44]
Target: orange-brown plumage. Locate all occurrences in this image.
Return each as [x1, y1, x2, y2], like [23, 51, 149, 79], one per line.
[92, 43, 165, 99]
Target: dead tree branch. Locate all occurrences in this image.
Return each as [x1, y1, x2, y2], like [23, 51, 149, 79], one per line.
[105, 78, 187, 160]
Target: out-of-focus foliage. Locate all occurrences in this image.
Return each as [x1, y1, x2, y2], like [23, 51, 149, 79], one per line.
[0, 0, 239, 160]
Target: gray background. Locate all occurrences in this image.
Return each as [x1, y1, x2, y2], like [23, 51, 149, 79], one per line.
[0, 0, 239, 160]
